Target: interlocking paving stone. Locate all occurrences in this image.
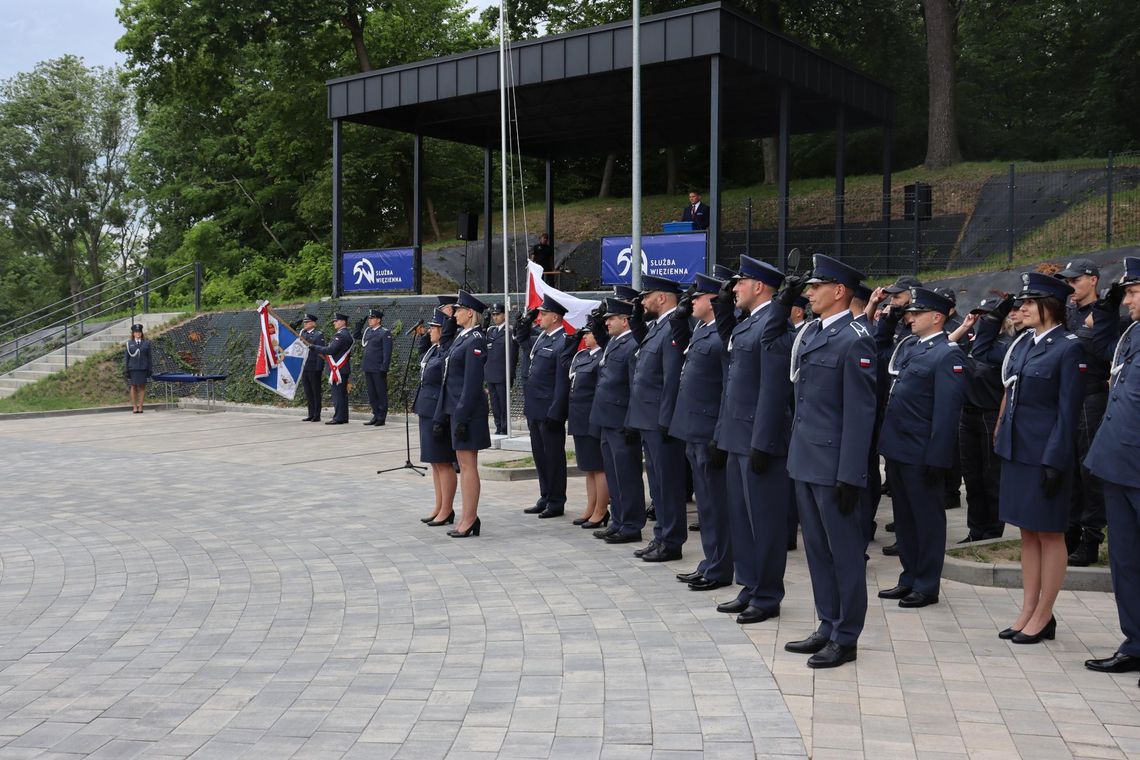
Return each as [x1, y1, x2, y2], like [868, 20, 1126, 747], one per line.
[2, 410, 1139, 757]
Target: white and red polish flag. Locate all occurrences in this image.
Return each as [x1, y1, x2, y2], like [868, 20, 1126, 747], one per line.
[254, 302, 309, 400]
[525, 261, 600, 336]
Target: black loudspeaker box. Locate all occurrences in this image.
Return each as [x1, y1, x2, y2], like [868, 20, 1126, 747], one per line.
[903, 183, 933, 221]
[457, 212, 478, 241]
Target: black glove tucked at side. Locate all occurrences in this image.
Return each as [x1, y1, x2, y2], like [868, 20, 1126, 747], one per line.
[922, 465, 948, 486]
[621, 427, 640, 446]
[455, 422, 469, 441]
[1041, 465, 1064, 498]
[706, 441, 727, 469]
[432, 422, 447, 442]
[835, 482, 861, 516]
[750, 448, 771, 475]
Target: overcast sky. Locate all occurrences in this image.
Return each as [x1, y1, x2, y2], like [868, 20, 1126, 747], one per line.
[0, 0, 502, 82]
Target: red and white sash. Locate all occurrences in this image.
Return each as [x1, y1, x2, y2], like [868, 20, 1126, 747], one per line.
[326, 352, 350, 384]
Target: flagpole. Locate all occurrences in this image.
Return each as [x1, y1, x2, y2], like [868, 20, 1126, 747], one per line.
[500, 1, 513, 439]
[631, 0, 642, 291]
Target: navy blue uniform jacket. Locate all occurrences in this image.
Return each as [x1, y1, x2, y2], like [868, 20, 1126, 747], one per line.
[485, 323, 518, 384]
[589, 332, 637, 430]
[308, 327, 354, 381]
[1086, 322, 1140, 487]
[879, 335, 968, 468]
[568, 347, 603, 437]
[355, 325, 393, 372]
[299, 328, 326, 372]
[435, 328, 487, 427]
[711, 302, 780, 455]
[627, 316, 684, 432]
[668, 318, 727, 445]
[523, 327, 575, 422]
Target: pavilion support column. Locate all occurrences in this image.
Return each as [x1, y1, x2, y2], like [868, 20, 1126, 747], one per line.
[331, 119, 343, 298]
[484, 148, 493, 291]
[834, 105, 846, 259]
[413, 134, 423, 294]
[708, 55, 722, 273]
[777, 85, 791, 270]
[545, 160, 554, 248]
[882, 125, 893, 266]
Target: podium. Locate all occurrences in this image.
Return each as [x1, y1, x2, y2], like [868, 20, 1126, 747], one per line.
[662, 221, 695, 233]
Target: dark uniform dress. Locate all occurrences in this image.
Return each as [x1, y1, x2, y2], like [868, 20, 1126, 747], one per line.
[308, 327, 354, 423]
[436, 327, 492, 451]
[628, 310, 688, 552]
[124, 338, 152, 386]
[879, 333, 968, 597]
[299, 327, 326, 421]
[994, 326, 1084, 532]
[669, 317, 732, 585]
[414, 333, 457, 464]
[485, 323, 518, 435]
[1085, 321, 1140, 657]
[356, 324, 394, 423]
[568, 346, 604, 472]
[589, 329, 645, 538]
[788, 312, 878, 647]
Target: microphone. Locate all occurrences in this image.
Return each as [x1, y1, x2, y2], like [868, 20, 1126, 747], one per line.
[404, 319, 424, 336]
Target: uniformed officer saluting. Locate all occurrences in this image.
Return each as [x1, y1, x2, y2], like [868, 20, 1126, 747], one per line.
[877, 287, 968, 608]
[710, 256, 792, 625]
[669, 273, 733, 591]
[1083, 256, 1140, 680]
[296, 314, 326, 422]
[306, 312, 354, 425]
[521, 294, 576, 520]
[589, 298, 647, 545]
[628, 275, 689, 563]
[782, 254, 877, 669]
[355, 308, 394, 426]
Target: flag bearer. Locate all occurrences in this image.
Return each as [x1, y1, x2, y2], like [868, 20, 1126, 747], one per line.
[307, 312, 354, 425]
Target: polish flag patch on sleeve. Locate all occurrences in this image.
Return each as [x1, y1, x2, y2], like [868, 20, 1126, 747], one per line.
[473, 348, 483, 356]
[952, 365, 964, 374]
[858, 357, 872, 368]
[1078, 362, 1088, 373]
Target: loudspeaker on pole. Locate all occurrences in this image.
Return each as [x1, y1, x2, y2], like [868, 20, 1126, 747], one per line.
[457, 211, 478, 241]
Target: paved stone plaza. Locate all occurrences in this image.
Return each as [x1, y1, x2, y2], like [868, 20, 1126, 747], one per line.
[0, 409, 1138, 759]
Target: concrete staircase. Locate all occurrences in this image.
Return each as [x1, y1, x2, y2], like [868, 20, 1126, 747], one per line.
[0, 313, 182, 399]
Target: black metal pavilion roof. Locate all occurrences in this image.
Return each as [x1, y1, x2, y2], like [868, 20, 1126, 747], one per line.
[326, 2, 894, 157]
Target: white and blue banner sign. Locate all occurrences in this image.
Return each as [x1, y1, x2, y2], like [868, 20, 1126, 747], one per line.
[600, 232, 707, 286]
[342, 248, 415, 292]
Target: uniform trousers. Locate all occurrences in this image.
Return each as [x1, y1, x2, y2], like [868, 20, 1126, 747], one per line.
[488, 382, 507, 434]
[600, 427, 645, 536]
[364, 371, 388, 421]
[685, 441, 732, 583]
[725, 453, 789, 612]
[1070, 391, 1108, 544]
[330, 375, 350, 423]
[643, 430, 688, 550]
[885, 459, 946, 596]
[301, 370, 322, 420]
[960, 408, 1004, 539]
[1105, 483, 1140, 657]
[527, 416, 567, 513]
[796, 479, 868, 646]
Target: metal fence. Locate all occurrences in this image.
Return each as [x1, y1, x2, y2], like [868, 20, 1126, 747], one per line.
[717, 152, 1140, 278]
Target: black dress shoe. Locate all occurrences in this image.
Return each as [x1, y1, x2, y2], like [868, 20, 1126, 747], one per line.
[537, 509, 564, 519]
[325, 420, 346, 425]
[581, 513, 610, 529]
[885, 521, 895, 532]
[688, 578, 730, 591]
[420, 515, 437, 524]
[957, 535, 980, 544]
[998, 627, 1020, 640]
[736, 606, 779, 624]
[593, 525, 619, 539]
[646, 508, 657, 521]
[1011, 616, 1057, 645]
[633, 541, 661, 558]
[641, 545, 682, 562]
[572, 516, 589, 526]
[807, 641, 857, 669]
[302, 416, 313, 422]
[898, 591, 939, 608]
[882, 542, 899, 556]
[374, 420, 386, 426]
[716, 599, 749, 614]
[523, 505, 545, 514]
[604, 532, 642, 544]
[877, 584, 912, 600]
[363, 419, 377, 426]
[1085, 652, 1140, 673]
[676, 570, 703, 583]
[426, 513, 456, 527]
[787, 537, 797, 551]
[689, 522, 700, 531]
[784, 632, 830, 654]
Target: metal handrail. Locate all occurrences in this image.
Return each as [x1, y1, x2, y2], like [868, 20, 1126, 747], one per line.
[0, 266, 144, 336]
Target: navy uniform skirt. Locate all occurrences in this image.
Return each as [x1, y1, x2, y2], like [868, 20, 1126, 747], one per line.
[998, 459, 1073, 533]
[126, 370, 149, 386]
[573, 433, 604, 472]
[450, 411, 491, 452]
[419, 416, 457, 464]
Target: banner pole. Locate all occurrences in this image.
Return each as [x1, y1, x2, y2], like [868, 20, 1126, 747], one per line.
[500, 2, 513, 439]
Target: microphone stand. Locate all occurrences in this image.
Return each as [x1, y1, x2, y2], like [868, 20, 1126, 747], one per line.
[378, 333, 428, 477]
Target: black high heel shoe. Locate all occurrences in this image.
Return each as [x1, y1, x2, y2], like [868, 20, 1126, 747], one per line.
[448, 517, 481, 538]
[421, 514, 438, 524]
[427, 513, 455, 527]
[997, 627, 1020, 640]
[1011, 615, 1056, 645]
[572, 515, 590, 526]
[580, 512, 610, 529]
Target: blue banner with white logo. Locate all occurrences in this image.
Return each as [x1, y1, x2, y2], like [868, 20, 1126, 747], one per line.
[341, 248, 416, 292]
[600, 233, 707, 285]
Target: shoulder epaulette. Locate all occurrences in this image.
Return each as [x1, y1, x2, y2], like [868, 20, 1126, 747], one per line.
[1066, 333, 1078, 340]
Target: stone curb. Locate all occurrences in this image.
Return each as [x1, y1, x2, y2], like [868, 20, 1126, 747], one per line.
[478, 463, 586, 482]
[942, 554, 1111, 592]
[178, 399, 416, 424]
[0, 403, 166, 421]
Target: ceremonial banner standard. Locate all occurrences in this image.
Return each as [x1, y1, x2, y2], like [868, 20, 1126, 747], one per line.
[525, 261, 600, 335]
[253, 302, 308, 400]
[600, 232, 707, 285]
[342, 248, 416, 292]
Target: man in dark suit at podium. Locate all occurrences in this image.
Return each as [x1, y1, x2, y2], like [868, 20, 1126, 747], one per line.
[682, 191, 710, 230]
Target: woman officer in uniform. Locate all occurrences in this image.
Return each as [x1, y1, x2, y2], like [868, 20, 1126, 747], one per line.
[568, 317, 609, 528]
[434, 290, 492, 538]
[994, 272, 1083, 644]
[415, 308, 459, 526]
[124, 323, 152, 413]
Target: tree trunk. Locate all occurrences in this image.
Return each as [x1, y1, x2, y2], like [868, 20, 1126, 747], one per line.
[341, 10, 372, 72]
[665, 146, 679, 195]
[921, 0, 962, 168]
[761, 138, 777, 185]
[426, 195, 442, 241]
[598, 152, 617, 198]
